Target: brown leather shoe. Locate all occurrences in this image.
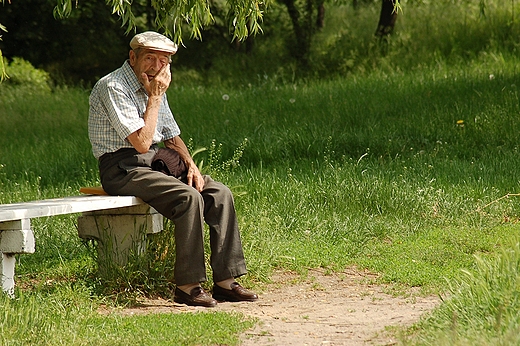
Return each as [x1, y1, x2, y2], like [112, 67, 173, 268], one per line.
[174, 286, 217, 307]
[212, 282, 258, 302]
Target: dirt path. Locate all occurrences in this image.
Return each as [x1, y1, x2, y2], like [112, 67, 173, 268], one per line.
[108, 268, 440, 345]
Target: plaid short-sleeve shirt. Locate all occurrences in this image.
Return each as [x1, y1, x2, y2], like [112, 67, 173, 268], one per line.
[88, 60, 181, 159]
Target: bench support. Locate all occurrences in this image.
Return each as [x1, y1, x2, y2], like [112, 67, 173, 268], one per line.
[1, 254, 16, 298]
[0, 193, 163, 296]
[77, 204, 163, 273]
[0, 219, 36, 297]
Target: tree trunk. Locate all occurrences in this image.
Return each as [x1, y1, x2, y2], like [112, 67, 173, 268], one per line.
[279, 0, 313, 64]
[375, 0, 398, 37]
[147, 0, 156, 30]
[234, 20, 255, 54]
[316, 1, 325, 29]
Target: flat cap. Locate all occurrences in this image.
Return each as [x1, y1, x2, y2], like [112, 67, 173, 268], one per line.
[130, 31, 178, 55]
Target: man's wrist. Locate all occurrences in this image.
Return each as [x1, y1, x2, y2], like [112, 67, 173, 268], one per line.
[148, 95, 163, 102]
[186, 160, 198, 170]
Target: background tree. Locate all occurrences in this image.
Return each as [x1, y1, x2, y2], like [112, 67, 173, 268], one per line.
[0, 5, 7, 80]
[0, 0, 130, 84]
[277, 0, 321, 65]
[0, 0, 270, 82]
[52, 0, 269, 43]
[375, 0, 398, 38]
[0, 0, 405, 83]
[274, 0, 400, 66]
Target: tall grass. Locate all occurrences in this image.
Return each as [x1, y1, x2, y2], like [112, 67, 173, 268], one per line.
[405, 242, 520, 345]
[0, 86, 97, 200]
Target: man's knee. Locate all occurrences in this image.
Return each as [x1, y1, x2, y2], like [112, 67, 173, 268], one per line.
[220, 183, 235, 201]
[204, 181, 235, 207]
[184, 186, 204, 205]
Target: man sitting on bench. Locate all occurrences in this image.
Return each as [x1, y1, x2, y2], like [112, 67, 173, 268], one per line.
[88, 31, 258, 307]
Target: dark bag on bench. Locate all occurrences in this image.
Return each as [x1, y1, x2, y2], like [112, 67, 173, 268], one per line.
[151, 147, 187, 179]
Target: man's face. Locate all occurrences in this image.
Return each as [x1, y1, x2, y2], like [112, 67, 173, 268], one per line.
[129, 49, 171, 84]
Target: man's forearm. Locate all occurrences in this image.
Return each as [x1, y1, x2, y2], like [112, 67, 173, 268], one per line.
[164, 135, 205, 191]
[126, 60, 171, 154]
[127, 96, 161, 153]
[164, 136, 196, 167]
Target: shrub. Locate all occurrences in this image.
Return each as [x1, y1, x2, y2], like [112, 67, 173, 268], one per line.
[1, 57, 51, 92]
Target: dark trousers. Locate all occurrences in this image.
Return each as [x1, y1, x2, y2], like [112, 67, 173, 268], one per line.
[98, 147, 247, 285]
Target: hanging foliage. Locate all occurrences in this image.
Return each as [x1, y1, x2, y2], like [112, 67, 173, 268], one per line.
[52, 0, 271, 43]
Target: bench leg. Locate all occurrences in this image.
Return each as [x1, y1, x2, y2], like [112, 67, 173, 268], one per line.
[0, 220, 36, 297]
[1, 253, 15, 298]
[77, 205, 163, 273]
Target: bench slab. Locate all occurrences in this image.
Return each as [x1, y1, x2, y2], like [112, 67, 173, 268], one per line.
[0, 195, 144, 223]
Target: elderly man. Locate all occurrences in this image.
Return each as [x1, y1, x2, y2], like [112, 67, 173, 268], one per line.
[88, 31, 257, 307]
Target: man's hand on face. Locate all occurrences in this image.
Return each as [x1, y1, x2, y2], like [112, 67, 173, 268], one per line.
[142, 63, 171, 97]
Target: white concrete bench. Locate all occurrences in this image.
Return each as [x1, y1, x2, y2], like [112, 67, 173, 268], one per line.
[0, 188, 163, 297]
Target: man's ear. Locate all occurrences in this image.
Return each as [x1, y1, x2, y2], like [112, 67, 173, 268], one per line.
[129, 50, 137, 66]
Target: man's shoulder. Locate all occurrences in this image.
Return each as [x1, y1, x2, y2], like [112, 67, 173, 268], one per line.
[94, 66, 125, 89]
[92, 62, 137, 93]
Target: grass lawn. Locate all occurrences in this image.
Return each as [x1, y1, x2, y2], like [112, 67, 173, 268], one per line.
[2, 53, 520, 345]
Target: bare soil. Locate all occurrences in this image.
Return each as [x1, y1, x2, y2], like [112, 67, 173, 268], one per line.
[102, 268, 440, 345]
